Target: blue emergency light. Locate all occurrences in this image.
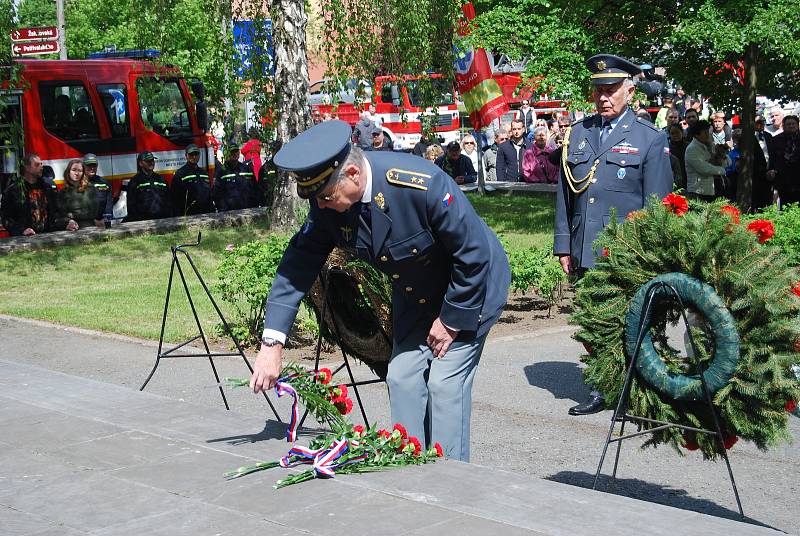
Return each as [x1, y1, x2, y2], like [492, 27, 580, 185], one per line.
[88, 49, 161, 60]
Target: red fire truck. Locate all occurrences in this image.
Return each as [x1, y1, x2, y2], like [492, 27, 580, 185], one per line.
[1, 50, 210, 195]
[309, 74, 461, 149]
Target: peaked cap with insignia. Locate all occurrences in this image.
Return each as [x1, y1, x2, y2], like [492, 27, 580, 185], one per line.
[273, 120, 353, 199]
[586, 54, 642, 85]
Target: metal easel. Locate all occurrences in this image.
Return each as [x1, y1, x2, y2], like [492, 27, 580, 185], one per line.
[592, 281, 744, 518]
[139, 232, 280, 420]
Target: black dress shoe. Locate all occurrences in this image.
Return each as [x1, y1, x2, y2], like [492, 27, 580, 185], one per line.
[569, 395, 605, 416]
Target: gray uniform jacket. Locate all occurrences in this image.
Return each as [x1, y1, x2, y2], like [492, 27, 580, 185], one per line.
[264, 151, 511, 343]
[554, 108, 673, 269]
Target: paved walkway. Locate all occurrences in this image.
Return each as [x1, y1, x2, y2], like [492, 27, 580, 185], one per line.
[0, 357, 780, 536]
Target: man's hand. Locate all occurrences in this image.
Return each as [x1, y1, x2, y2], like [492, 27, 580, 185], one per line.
[558, 254, 572, 275]
[250, 343, 283, 393]
[22, 228, 35, 236]
[427, 317, 459, 358]
[455, 176, 465, 185]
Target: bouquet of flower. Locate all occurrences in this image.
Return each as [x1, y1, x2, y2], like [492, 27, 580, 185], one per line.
[224, 363, 444, 488]
[224, 421, 443, 488]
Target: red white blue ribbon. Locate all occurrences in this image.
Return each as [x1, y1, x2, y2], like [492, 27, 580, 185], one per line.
[279, 439, 367, 479]
[274, 379, 299, 442]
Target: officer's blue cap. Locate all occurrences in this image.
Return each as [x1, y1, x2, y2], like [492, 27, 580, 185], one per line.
[273, 120, 352, 199]
[587, 54, 642, 85]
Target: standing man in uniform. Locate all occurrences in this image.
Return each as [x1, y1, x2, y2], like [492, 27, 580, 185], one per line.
[171, 144, 212, 216]
[125, 152, 172, 222]
[249, 120, 510, 461]
[554, 54, 673, 416]
[212, 143, 259, 212]
[82, 153, 113, 226]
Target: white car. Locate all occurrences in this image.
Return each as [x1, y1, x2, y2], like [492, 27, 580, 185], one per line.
[307, 79, 372, 106]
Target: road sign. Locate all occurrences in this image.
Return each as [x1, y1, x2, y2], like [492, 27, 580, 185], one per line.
[12, 41, 60, 56]
[10, 26, 59, 42]
[232, 19, 274, 77]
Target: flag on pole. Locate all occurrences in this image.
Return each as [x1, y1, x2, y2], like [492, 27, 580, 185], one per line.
[453, 3, 509, 129]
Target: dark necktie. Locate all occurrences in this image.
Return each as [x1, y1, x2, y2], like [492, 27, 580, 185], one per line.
[359, 201, 372, 228]
[600, 122, 612, 145]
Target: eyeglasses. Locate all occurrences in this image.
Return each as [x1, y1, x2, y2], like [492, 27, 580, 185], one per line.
[463, 141, 475, 145]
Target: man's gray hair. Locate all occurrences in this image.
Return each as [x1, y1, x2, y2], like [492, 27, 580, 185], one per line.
[329, 145, 366, 187]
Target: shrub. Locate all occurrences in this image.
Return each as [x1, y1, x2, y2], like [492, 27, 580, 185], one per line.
[504, 239, 566, 315]
[756, 203, 800, 266]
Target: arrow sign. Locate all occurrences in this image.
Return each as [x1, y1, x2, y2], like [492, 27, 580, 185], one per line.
[10, 26, 59, 42]
[12, 41, 60, 56]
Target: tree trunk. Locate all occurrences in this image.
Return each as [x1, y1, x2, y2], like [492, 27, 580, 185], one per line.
[269, 0, 312, 229]
[736, 43, 758, 212]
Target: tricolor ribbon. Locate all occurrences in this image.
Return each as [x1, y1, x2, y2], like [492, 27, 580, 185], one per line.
[274, 379, 300, 442]
[279, 439, 368, 479]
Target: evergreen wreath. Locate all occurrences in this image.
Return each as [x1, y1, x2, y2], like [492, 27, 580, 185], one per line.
[571, 195, 800, 459]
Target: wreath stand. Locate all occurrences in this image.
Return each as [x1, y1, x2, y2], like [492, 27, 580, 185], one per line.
[592, 280, 744, 518]
[139, 232, 280, 420]
[299, 266, 389, 427]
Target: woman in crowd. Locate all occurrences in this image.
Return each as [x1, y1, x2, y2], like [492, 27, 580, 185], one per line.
[423, 144, 444, 162]
[685, 120, 730, 201]
[521, 126, 559, 184]
[56, 158, 100, 231]
[461, 134, 481, 175]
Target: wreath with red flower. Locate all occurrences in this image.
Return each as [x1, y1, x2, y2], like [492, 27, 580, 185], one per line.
[572, 196, 800, 459]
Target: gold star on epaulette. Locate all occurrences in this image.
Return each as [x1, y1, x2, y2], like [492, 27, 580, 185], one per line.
[386, 168, 430, 190]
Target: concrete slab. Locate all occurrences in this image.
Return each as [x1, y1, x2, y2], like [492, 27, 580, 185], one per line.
[0, 359, 780, 536]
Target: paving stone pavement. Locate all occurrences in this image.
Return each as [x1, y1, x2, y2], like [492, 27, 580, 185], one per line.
[0, 315, 796, 535]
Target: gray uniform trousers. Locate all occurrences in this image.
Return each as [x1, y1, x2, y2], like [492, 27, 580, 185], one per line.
[386, 323, 487, 462]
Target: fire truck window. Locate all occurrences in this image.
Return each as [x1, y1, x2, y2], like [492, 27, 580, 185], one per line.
[381, 84, 394, 104]
[137, 79, 191, 136]
[39, 82, 99, 140]
[97, 84, 130, 137]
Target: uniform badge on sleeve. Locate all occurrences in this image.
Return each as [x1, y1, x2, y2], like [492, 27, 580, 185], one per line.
[442, 193, 453, 207]
[340, 226, 353, 241]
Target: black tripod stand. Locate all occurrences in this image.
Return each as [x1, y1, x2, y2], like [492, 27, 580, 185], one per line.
[592, 281, 744, 518]
[299, 266, 389, 427]
[140, 232, 280, 420]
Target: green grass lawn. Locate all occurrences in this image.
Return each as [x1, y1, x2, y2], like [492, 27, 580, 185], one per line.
[0, 194, 555, 341]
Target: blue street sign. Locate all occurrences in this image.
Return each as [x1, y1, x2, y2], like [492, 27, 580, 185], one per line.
[233, 19, 274, 77]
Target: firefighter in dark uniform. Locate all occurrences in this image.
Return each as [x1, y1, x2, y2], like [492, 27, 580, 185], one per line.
[125, 151, 171, 221]
[170, 144, 212, 215]
[249, 120, 511, 462]
[212, 143, 259, 212]
[82, 153, 113, 226]
[554, 54, 673, 415]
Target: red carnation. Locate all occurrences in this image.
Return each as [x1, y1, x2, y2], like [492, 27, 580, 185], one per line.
[626, 210, 644, 220]
[393, 423, 408, 439]
[746, 219, 775, 244]
[434, 442, 444, 457]
[317, 368, 333, 385]
[787, 400, 797, 413]
[407, 436, 422, 456]
[602, 247, 609, 257]
[791, 282, 800, 298]
[377, 429, 391, 439]
[581, 342, 593, 355]
[336, 384, 348, 397]
[353, 424, 364, 436]
[333, 396, 353, 415]
[720, 205, 740, 224]
[662, 193, 688, 216]
[722, 432, 738, 450]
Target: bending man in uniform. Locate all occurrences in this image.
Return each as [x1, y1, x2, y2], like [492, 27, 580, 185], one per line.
[554, 54, 673, 415]
[250, 120, 510, 461]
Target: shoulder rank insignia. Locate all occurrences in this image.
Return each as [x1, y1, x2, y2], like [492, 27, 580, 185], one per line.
[386, 168, 429, 190]
[374, 192, 385, 210]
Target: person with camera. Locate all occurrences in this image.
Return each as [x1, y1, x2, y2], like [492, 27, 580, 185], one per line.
[685, 119, 730, 201]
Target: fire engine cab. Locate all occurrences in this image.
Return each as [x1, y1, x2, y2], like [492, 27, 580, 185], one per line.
[309, 74, 461, 149]
[0, 50, 210, 196]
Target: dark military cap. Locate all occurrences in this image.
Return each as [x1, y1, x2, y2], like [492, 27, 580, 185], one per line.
[83, 153, 98, 165]
[225, 142, 240, 154]
[186, 143, 201, 155]
[273, 120, 352, 199]
[586, 54, 642, 85]
[137, 151, 157, 161]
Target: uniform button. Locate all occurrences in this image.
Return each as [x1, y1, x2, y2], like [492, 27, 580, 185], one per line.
[591, 178, 597, 183]
[418, 298, 426, 304]
[405, 286, 413, 292]
[380, 255, 388, 261]
[621, 160, 626, 165]
[411, 248, 418, 255]
[392, 274, 400, 279]
[589, 197, 595, 204]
